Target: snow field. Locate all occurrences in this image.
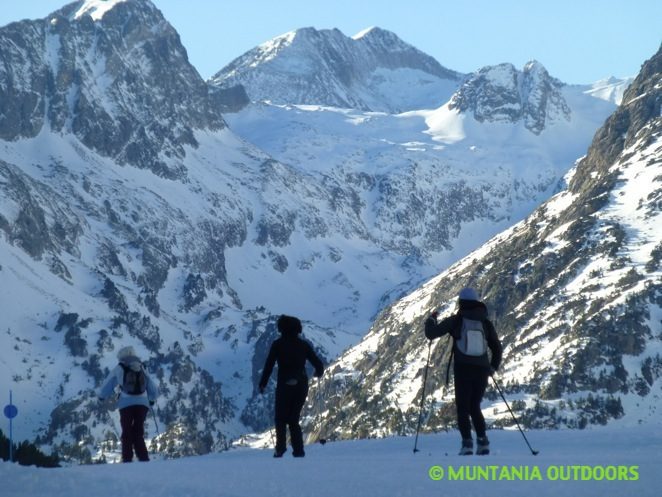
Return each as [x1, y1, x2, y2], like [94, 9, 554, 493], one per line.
[2, 426, 660, 497]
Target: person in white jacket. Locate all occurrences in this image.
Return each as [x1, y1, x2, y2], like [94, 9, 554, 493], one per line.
[98, 346, 158, 462]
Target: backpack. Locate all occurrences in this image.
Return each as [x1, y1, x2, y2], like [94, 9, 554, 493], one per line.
[456, 318, 488, 357]
[445, 316, 488, 385]
[119, 362, 147, 395]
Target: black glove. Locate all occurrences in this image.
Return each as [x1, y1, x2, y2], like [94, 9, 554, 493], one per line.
[149, 400, 155, 407]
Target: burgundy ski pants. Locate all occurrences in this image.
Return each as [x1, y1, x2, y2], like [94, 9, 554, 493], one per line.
[119, 405, 149, 462]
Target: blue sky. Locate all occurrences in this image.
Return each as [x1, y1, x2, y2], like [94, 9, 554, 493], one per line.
[1, 0, 660, 84]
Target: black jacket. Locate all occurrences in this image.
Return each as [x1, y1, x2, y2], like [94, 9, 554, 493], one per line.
[259, 334, 324, 390]
[425, 300, 502, 371]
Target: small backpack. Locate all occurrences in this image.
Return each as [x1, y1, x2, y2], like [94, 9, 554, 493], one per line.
[119, 362, 147, 395]
[445, 316, 490, 385]
[456, 318, 488, 356]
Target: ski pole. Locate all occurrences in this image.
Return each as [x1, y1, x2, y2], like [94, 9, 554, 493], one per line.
[317, 378, 327, 445]
[151, 406, 160, 436]
[413, 339, 432, 453]
[491, 375, 539, 455]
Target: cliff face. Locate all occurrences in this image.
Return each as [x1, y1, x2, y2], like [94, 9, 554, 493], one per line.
[0, 0, 225, 179]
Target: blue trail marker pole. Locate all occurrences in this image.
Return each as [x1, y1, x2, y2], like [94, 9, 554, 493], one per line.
[4, 390, 18, 463]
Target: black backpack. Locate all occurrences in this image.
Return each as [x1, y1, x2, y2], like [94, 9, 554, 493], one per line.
[119, 362, 147, 395]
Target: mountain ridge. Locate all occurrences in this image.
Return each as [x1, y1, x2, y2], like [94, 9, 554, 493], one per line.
[210, 26, 463, 113]
[304, 44, 661, 440]
[0, 0, 648, 462]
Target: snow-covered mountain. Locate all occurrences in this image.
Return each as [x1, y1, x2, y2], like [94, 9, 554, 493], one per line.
[0, 0, 352, 460]
[306, 44, 661, 440]
[0, 0, 232, 180]
[0, 0, 639, 462]
[221, 57, 620, 282]
[447, 61, 571, 134]
[210, 26, 463, 113]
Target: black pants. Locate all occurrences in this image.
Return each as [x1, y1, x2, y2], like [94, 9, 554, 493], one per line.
[274, 380, 309, 455]
[453, 365, 489, 440]
[119, 405, 149, 462]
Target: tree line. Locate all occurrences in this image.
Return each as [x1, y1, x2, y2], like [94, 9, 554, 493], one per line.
[0, 429, 60, 467]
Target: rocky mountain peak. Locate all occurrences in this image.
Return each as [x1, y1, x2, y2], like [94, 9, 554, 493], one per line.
[0, 0, 225, 179]
[210, 26, 462, 112]
[352, 25, 416, 52]
[522, 59, 546, 74]
[56, 0, 162, 26]
[449, 60, 571, 134]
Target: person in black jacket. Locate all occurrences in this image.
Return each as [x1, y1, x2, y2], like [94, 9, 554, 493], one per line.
[259, 315, 324, 458]
[425, 287, 502, 455]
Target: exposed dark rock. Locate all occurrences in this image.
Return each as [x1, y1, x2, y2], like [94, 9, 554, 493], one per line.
[449, 61, 571, 134]
[182, 273, 207, 311]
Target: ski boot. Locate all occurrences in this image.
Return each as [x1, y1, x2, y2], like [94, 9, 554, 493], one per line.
[476, 436, 490, 455]
[459, 438, 473, 455]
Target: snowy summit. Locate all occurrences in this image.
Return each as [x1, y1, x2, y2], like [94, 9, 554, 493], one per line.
[352, 26, 378, 40]
[73, 0, 128, 21]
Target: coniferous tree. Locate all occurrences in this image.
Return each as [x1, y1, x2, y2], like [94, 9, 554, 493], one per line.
[0, 429, 60, 467]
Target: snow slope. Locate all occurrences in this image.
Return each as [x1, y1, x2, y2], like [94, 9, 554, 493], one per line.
[302, 44, 661, 440]
[1, 426, 659, 497]
[0, 0, 640, 460]
[224, 78, 618, 276]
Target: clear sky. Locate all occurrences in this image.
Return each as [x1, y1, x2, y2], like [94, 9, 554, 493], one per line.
[1, 0, 660, 84]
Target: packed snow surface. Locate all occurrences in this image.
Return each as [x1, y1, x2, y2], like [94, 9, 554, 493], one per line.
[1, 425, 659, 497]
